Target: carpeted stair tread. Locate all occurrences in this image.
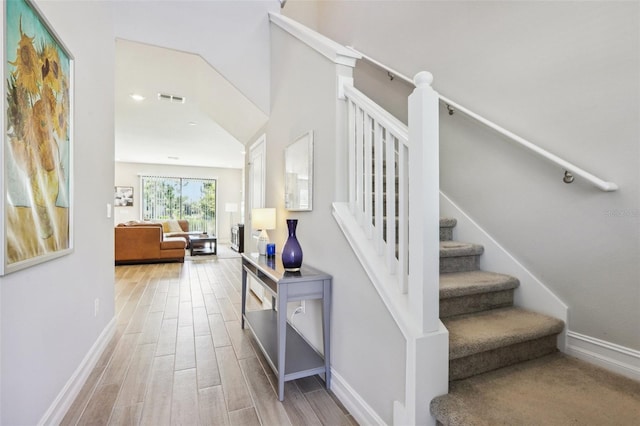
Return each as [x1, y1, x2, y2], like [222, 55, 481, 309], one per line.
[444, 307, 564, 360]
[440, 217, 457, 228]
[440, 271, 519, 299]
[430, 353, 640, 426]
[440, 241, 484, 258]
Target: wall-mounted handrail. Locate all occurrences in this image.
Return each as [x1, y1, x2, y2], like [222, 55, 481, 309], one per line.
[346, 46, 619, 192]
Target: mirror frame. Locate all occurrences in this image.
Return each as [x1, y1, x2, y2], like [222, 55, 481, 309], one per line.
[284, 131, 314, 211]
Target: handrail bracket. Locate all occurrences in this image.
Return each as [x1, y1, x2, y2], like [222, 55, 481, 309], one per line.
[563, 170, 575, 184]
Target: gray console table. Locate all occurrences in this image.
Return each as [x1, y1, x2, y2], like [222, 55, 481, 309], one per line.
[241, 253, 332, 401]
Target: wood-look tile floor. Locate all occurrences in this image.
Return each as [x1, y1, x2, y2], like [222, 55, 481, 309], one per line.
[62, 255, 357, 425]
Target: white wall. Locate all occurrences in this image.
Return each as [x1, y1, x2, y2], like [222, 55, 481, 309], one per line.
[285, 1, 640, 351]
[114, 162, 243, 242]
[249, 22, 406, 424]
[113, 0, 279, 115]
[0, 1, 115, 424]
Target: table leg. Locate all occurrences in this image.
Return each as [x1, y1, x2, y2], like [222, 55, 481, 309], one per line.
[277, 285, 288, 401]
[241, 268, 247, 329]
[323, 279, 332, 390]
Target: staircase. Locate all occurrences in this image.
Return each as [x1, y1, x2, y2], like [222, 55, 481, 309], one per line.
[431, 218, 640, 425]
[332, 209, 640, 425]
[335, 76, 640, 424]
[434, 217, 564, 420]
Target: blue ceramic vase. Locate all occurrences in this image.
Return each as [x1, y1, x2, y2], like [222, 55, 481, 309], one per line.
[282, 219, 303, 271]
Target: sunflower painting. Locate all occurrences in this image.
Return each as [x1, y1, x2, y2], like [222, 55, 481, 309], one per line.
[3, 0, 72, 274]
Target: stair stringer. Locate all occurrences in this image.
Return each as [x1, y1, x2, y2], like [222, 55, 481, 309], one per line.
[440, 192, 568, 350]
[333, 202, 449, 426]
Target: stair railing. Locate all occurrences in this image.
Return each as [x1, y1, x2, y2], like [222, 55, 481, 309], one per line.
[345, 83, 408, 287]
[347, 47, 618, 192]
[343, 71, 441, 334]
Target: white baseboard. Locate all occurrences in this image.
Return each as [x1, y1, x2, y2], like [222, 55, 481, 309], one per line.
[566, 331, 640, 381]
[331, 368, 387, 426]
[39, 317, 117, 426]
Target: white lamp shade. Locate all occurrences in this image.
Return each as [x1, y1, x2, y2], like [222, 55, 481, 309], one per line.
[252, 208, 275, 255]
[252, 208, 276, 231]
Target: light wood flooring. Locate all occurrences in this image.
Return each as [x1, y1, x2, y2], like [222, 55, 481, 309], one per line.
[62, 255, 357, 425]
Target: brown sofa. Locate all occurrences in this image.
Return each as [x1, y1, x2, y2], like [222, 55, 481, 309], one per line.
[115, 222, 187, 264]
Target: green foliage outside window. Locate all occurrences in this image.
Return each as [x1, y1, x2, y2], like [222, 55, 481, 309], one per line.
[142, 176, 216, 233]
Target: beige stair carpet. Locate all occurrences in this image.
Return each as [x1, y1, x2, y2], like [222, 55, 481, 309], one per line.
[431, 353, 640, 425]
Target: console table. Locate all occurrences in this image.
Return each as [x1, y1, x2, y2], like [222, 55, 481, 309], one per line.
[241, 253, 331, 401]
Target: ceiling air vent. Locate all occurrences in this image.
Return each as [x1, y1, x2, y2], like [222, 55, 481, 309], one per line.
[157, 93, 186, 104]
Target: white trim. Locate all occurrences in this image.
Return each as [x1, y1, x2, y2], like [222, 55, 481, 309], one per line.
[269, 12, 361, 66]
[333, 202, 416, 338]
[333, 202, 449, 425]
[330, 368, 387, 426]
[337, 75, 353, 100]
[39, 317, 117, 426]
[249, 134, 267, 209]
[566, 331, 640, 381]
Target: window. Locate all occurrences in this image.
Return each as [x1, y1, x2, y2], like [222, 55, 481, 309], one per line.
[141, 176, 217, 233]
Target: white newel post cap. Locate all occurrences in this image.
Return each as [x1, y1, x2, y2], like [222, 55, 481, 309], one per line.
[414, 71, 433, 88]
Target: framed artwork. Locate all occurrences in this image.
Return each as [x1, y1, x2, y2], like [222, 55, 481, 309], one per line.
[115, 186, 134, 207]
[2, 0, 74, 275]
[285, 131, 313, 211]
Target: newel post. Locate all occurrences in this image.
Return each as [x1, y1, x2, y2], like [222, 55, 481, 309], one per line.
[408, 71, 440, 334]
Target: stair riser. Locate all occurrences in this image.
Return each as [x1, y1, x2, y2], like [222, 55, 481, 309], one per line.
[440, 227, 453, 241]
[449, 335, 559, 381]
[440, 289, 514, 318]
[440, 255, 480, 273]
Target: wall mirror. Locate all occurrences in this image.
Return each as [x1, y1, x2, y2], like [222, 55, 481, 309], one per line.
[285, 131, 314, 211]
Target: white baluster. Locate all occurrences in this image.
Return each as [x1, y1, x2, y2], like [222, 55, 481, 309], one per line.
[385, 132, 397, 275]
[374, 122, 385, 255]
[348, 99, 356, 213]
[355, 106, 364, 224]
[364, 114, 374, 239]
[398, 142, 409, 293]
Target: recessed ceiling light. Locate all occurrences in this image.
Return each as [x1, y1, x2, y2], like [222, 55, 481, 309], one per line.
[168, 156, 179, 160]
[188, 121, 197, 126]
[129, 93, 145, 102]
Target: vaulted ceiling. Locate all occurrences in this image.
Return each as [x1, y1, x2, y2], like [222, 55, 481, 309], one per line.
[113, 1, 278, 169]
[115, 39, 268, 169]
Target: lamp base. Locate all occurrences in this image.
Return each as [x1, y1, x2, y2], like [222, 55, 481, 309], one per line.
[257, 229, 269, 256]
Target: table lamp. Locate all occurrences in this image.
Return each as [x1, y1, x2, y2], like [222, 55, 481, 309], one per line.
[252, 208, 276, 256]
